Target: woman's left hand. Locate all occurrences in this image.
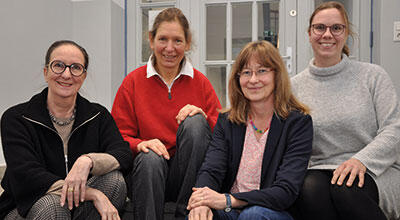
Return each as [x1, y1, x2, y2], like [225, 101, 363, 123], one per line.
[187, 187, 226, 210]
[331, 158, 367, 187]
[176, 104, 207, 124]
[60, 155, 93, 209]
[188, 206, 213, 220]
[86, 187, 120, 220]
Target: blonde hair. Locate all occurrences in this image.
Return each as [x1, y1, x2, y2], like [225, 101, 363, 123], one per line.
[308, 1, 354, 56]
[225, 40, 309, 124]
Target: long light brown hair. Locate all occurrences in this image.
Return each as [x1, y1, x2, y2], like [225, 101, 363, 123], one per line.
[225, 41, 309, 124]
[308, 1, 354, 56]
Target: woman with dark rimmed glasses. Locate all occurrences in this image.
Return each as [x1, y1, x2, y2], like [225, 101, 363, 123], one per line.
[186, 40, 313, 220]
[291, 1, 400, 220]
[0, 40, 133, 219]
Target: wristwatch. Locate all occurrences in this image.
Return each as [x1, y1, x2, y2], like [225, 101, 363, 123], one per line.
[224, 193, 232, 212]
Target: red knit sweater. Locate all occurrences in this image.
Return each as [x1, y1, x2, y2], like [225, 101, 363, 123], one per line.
[111, 65, 221, 156]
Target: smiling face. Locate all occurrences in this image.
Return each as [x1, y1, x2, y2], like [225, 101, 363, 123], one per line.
[309, 8, 348, 67]
[149, 21, 190, 76]
[239, 55, 275, 106]
[44, 44, 86, 101]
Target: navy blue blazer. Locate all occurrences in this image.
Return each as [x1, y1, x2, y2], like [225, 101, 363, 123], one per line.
[196, 111, 313, 211]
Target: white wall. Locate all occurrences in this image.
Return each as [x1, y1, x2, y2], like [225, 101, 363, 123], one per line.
[0, 0, 124, 165]
[0, 0, 72, 165]
[71, 0, 125, 109]
[373, 0, 400, 95]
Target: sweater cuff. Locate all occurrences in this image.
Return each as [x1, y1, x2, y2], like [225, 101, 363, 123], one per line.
[47, 179, 64, 196]
[86, 153, 120, 176]
[352, 153, 376, 177]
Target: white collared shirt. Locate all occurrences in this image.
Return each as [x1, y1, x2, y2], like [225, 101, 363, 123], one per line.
[146, 55, 194, 90]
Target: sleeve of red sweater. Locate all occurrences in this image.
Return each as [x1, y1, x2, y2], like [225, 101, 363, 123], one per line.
[111, 75, 142, 155]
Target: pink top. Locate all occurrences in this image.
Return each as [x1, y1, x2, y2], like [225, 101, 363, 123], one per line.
[231, 121, 269, 193]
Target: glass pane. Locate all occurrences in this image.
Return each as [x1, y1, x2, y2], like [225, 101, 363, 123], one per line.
[206, 4, 226, 60]
[314, 0, 353, 54]
[206, 66, 227, 107]
[142, 7, 168, 62]
[141, 0, 173, 3]
[258, 2, 279, 47]
[232, 3, 252, 60]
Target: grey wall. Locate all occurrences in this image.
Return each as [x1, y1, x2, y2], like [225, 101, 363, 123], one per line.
[111, 2, 126, 103]
[373, 0, 400, 95]
[71, 0, 125, 108]
[0, 0, 124, 165]
[0, 0, 72, 165]
[0, 0, 72, 114]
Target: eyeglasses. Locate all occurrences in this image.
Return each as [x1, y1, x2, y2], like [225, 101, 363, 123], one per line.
[49, 60, 86, 77]
[311, 23, 346, 36]
[237, 67, 273, 79]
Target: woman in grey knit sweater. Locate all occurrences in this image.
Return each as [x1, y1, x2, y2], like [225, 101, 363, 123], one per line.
[291, 2, 400, 220]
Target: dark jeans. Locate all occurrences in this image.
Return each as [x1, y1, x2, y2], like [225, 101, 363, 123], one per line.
[129, 114, 211, 220]
[291, 169, 387, 220]
[213, 206, 293, 220]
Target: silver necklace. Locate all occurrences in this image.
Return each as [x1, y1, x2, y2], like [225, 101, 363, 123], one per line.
[49, 108, 76, 126]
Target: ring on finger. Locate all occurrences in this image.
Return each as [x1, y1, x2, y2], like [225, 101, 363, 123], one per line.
[68, 187, 74, 192]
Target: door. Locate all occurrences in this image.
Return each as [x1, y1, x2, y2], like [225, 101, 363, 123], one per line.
[200, 0, 297, 107]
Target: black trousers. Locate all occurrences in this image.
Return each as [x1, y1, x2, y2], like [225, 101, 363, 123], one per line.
[291, 169, 387, 220]
[128, 114, 211, 220]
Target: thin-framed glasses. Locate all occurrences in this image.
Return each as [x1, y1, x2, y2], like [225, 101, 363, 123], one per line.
[237, 67, 274, 79]
[49, 60, 86, 77]
[311, 23, 346, 36]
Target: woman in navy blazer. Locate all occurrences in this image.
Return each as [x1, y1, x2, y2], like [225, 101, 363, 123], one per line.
[186, 41, 313, 220]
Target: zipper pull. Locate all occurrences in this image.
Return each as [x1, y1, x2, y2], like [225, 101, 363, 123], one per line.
[168, 87, 172, 100]
[64, 155, 69, 174]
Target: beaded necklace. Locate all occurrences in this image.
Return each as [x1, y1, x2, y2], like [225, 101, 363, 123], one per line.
[49, 108, 76, 126]
[249, 115, 270, 134]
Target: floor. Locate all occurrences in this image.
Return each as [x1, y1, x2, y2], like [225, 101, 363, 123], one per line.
[121, 201, 177, 220]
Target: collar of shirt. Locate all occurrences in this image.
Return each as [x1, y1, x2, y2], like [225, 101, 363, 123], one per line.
[146, 55, 194, 80]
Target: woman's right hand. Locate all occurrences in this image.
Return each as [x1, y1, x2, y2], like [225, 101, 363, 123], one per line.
[60, 155, 93, 209]
[137, 139, 170, 160]
[331, 158, 367, 187]
[188, 206, 213, 220]
[86, 187, 120, 220]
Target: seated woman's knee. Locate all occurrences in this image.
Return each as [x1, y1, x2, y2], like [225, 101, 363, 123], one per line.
[330, 182, 361, 202]
[28, 194, 69, 219]
[299, 170, 331, 200]
[239, 206, 293, 220]
[239, 206, 266, 218]
[134, 150, 166, 168]
[180, 114, 208, 131]
[97, 170, 126, 193]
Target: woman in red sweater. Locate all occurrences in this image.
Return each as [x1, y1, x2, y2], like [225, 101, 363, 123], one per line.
[111, 7, 221, 220]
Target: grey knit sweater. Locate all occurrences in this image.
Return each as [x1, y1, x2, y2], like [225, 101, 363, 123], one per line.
[291, 54, 400, 220]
